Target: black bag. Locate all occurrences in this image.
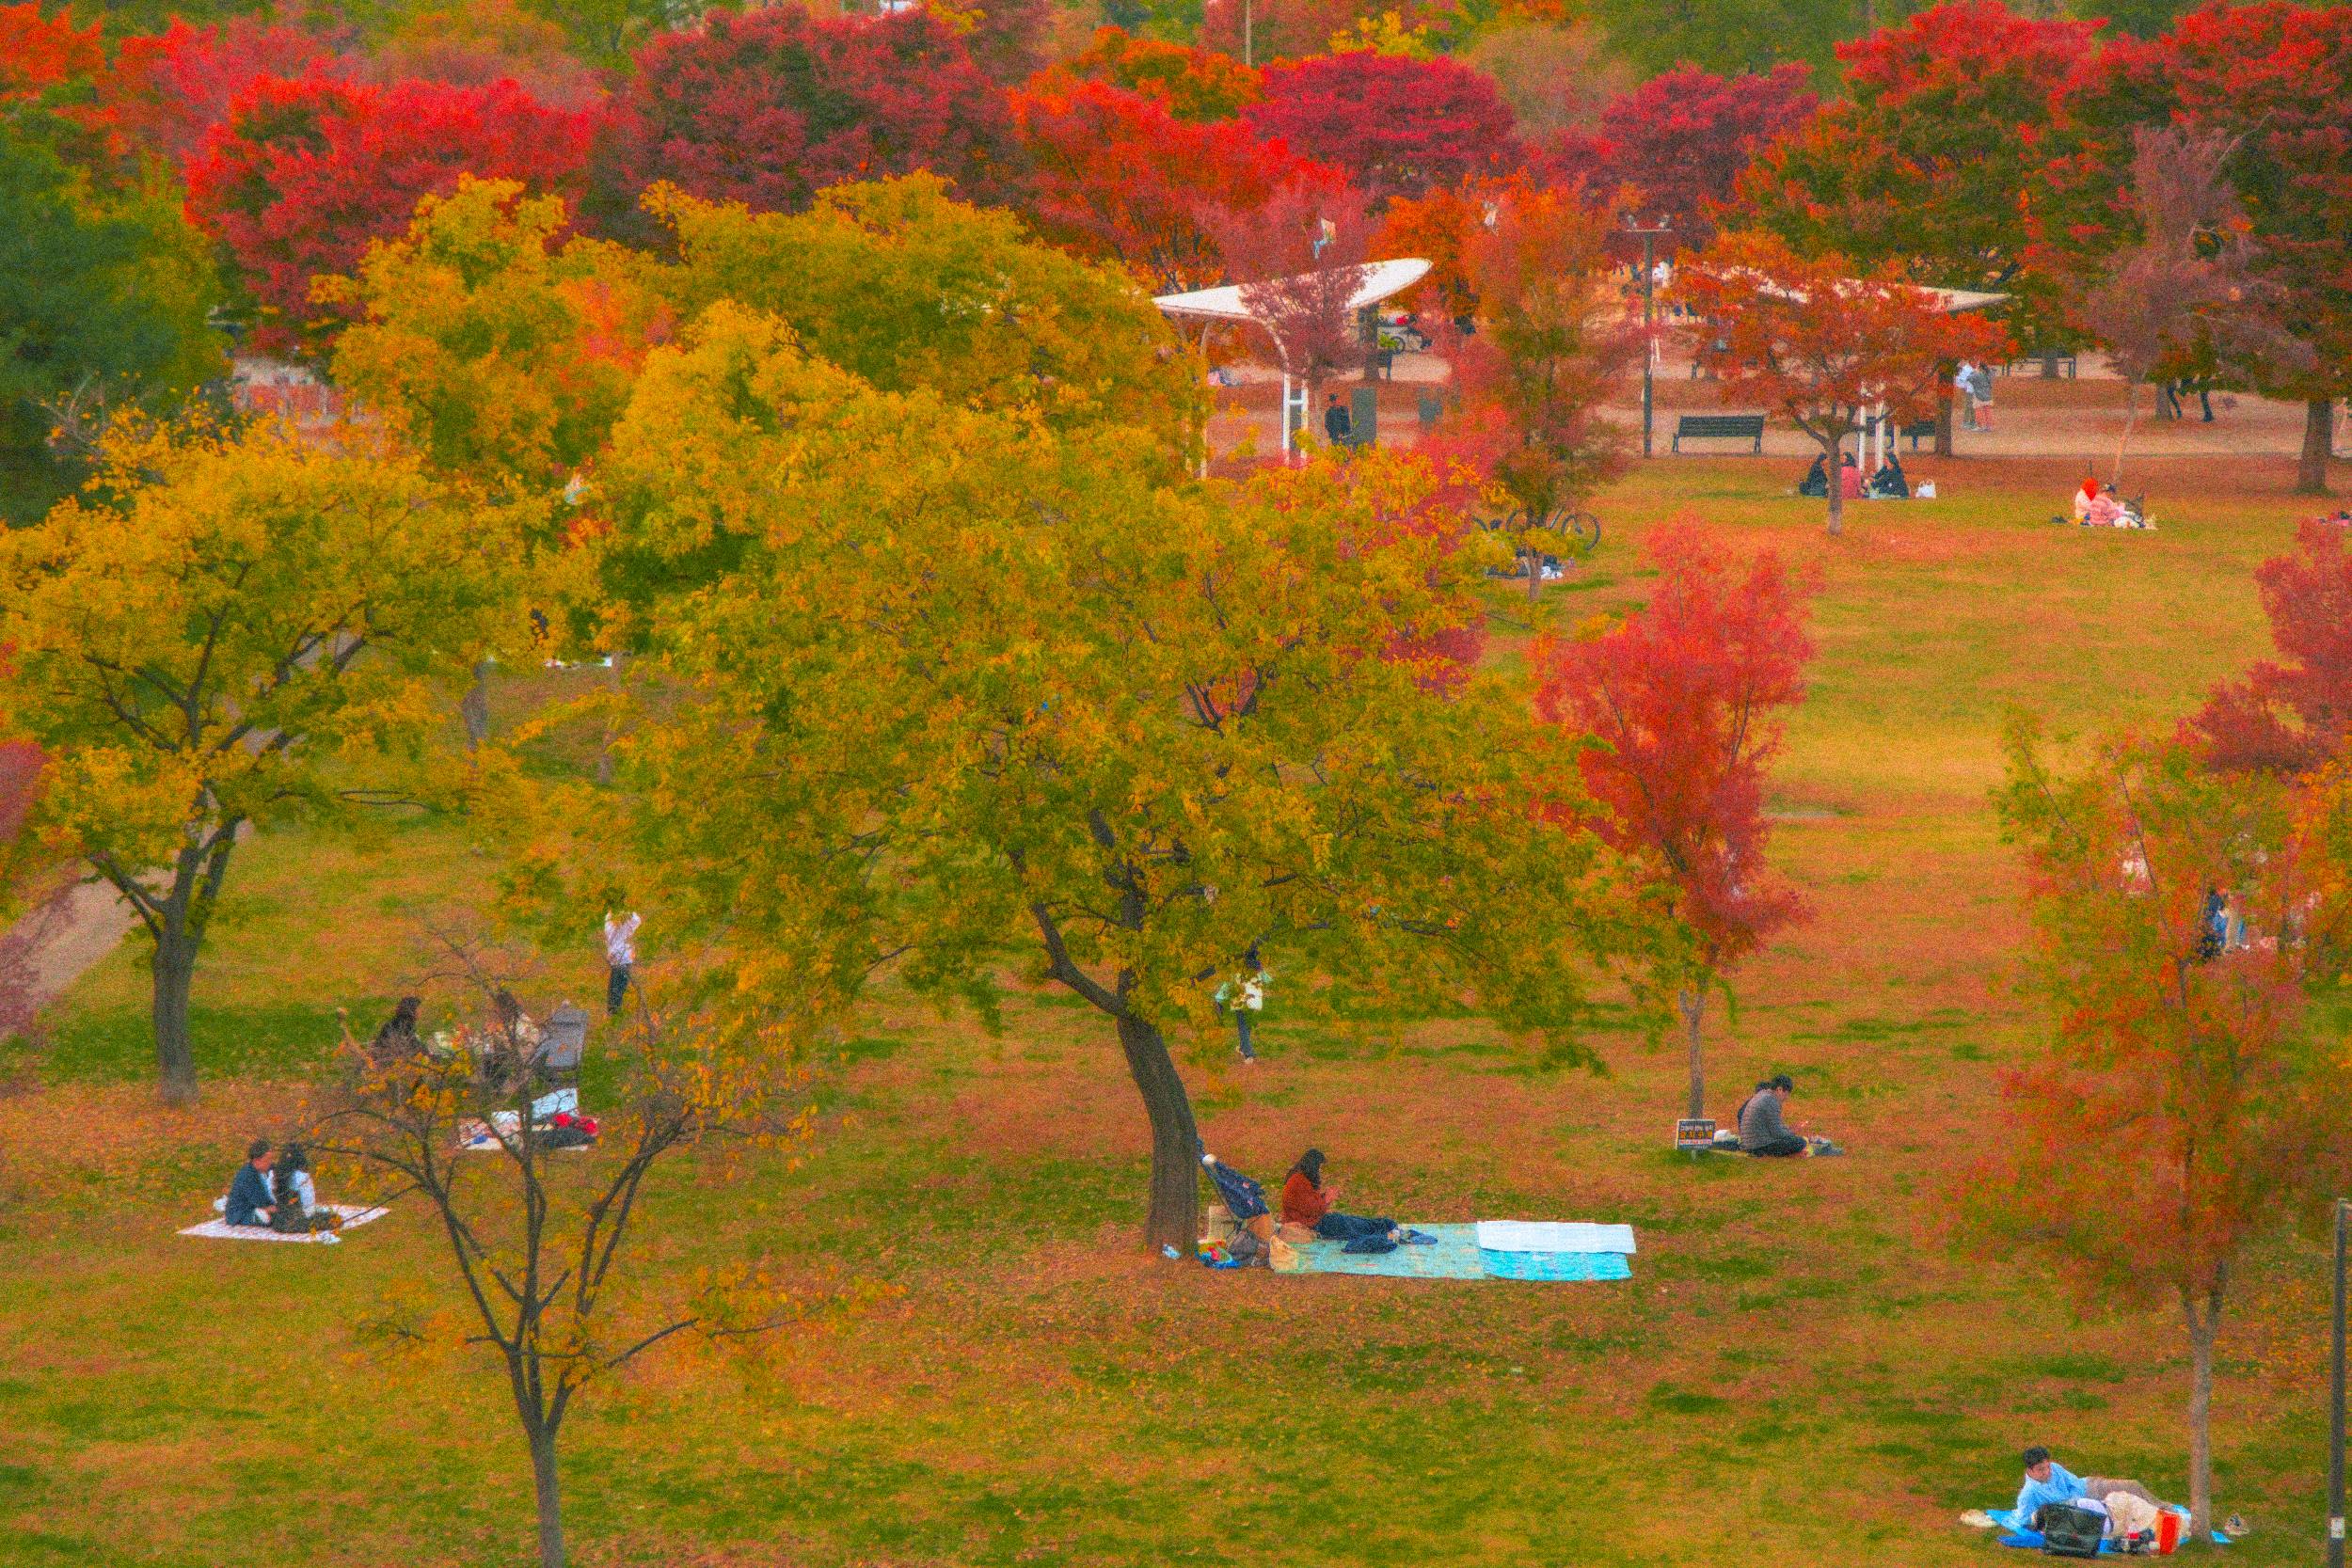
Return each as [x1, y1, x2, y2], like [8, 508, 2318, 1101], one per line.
[2035, 1503, 2107, 1559]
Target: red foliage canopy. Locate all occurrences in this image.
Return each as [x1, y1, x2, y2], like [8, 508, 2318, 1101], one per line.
[1244, 51, 1521, 204]
[183, 74, 592, 344]
[0, 2, 100, 101]
[103, 17, 335, 163]
[596, 8, 1019, 229]
[2047, 3, 2352, 420]
[1532, 520, 1811, 966]
[1011, 78, 1339, 292]
[1554, 62, 1815, 247]
[2187, 519, 2352, 774]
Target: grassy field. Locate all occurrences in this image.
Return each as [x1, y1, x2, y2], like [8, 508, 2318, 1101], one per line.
[0, 450, 2340, 1567]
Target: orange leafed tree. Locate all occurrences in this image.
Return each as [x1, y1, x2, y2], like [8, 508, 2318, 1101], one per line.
[1986, 721, 2352, 1538]
[1533, 521, 1812, 1120]
[1675, 231, 2011, 535]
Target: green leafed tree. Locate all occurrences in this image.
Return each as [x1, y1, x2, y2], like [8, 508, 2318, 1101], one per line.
[0, 417, 517, 1102]
[647, 174, 1204, 471]
[580, 302, 1649, 1250]
[0, 121, 223, 523]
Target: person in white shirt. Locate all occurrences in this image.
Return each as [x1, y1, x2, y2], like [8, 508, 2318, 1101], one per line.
[603, 910, 641, 1018]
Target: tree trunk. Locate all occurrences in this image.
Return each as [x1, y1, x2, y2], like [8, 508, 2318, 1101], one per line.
[530, 1426, 565, 1568]
[2112, 379, 2140, 487]
[2299, 398, 2337, 496]
[151, 909, 199, 1107]
[1113, 1009, 1202, 1254]
[1824, 435, 1844, 537]
[2183, 1285, 2221, 1539]
[1933, 390, 1954, 458]
[461, 658, 493, 749]
[1678, 985, 1706, 1121]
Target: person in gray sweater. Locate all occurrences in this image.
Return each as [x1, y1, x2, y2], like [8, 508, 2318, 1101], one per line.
[1736, 1075, 1810, 1157]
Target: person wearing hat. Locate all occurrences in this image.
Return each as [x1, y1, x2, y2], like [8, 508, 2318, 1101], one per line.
[2014, 1446, 2159, 1527]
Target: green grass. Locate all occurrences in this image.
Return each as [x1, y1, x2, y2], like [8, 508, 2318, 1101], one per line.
[0, 453, 2337, 1566]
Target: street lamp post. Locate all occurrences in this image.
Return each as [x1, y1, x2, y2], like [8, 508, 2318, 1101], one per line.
[2331, 1196, 2347, 1568]
[1624, 215, 1674, 459]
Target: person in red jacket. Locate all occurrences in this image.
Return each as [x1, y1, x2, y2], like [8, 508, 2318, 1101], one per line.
[1279, 1148, 1396, 1242]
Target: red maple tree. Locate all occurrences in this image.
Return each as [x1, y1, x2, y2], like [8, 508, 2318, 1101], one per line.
[0, 2, 102, 102]
[183, 73, 593, 347]
[1988, 724, 2351, 1538]
[1741, 0, 2096, 355]
[1010, 78, 1340, 293]
[101, 17, 336, 164]
[2042, 4, 2352, 493]
[1675, 230, 2012, 535]
[1549, 62, 1816, 248]
[2186, 519, 2352, 774]
[1244, 51, 1522, 204]
[1532, 520, 1812, 1120]
[593, 8, 1019, 233]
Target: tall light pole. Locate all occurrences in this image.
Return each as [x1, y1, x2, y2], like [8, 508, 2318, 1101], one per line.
[2331, 1196, 2347, 1568]
[1624, 215, 1674, 459]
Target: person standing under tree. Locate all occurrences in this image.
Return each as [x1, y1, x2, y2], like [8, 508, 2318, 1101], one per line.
[602, 909, 641, 1019]
[1215, 946, 1269, 1063]
[1324, 394, 1352, 448]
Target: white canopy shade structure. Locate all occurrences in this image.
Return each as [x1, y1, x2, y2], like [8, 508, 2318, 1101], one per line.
[1154, 258, 1432, 461]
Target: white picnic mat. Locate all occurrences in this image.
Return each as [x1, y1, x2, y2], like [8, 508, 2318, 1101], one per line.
[1474, 1221, 1637, 1255]
[180, 1205, 388, 1243]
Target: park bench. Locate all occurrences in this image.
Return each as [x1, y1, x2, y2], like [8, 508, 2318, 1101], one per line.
[1670, 413, 1766, 453]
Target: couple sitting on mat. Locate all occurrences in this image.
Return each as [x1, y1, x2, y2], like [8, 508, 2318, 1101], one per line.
[1280, 1148, 1408, 1244]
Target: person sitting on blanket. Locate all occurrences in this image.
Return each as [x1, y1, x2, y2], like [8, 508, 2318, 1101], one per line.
[1798, 454, 1829, 499]
[1736, 1075, 1809, 1157]
[225, 1138, 278, 1227]
[1279, 1148, 1399, 1243]
[1867, 455, 1910, 499]
[2015, 1446, 2161, 1528]
[270, 1142, 341, 1234]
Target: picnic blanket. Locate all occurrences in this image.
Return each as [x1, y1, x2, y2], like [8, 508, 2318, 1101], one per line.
[181, 1204, 387, 1243]
[1474, 1220, 1637, 1255]
[1278, 1224, 1634, 1281]
[1984, 1505, 2221, 1550]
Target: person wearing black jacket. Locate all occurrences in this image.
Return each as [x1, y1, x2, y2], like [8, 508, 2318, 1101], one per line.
[225, 1139, 278, 1227]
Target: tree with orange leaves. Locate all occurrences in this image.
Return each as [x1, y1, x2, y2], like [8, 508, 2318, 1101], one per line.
[1534, 521, 1813, 1122]
[1675, 231, 2010, 535]
[1986, 719, 2352, 1539]
[1430, 183, 1637, 595]
[1050, 24, 1260, 121]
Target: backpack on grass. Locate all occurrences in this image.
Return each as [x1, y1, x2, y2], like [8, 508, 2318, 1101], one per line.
[2034, 1503, 2108, 1559]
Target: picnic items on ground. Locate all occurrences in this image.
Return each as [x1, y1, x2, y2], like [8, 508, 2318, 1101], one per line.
[186, 1200, 387, 1243]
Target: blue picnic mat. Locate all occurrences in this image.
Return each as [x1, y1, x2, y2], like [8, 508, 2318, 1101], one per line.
[1283, 1224, 1486, 1278]
[1281, 1225, 1633, 1282]
[1480, 1247, 1632, 1282]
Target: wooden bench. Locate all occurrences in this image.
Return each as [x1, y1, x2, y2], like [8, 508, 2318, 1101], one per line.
[1670, 413, 1766, 453]
[1899, 419, 1937, 451]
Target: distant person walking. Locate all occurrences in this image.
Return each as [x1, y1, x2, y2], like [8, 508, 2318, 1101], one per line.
[1324, 393, 1352, 447]
[1965, 362, 1994, 431]
[1955, 361, 1979, 431]
[603, 908, 641, 1018]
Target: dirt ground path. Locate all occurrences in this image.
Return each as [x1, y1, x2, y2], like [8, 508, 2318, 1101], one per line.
[1206, 352, 2347, 475]
[4, 878, 137, 1021]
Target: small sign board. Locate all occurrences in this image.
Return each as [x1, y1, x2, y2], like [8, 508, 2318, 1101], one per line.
[1675, 1117, 1718, 1152]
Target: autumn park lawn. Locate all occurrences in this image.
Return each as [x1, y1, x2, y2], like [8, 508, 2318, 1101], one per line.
[0, 452, 2336, 1568]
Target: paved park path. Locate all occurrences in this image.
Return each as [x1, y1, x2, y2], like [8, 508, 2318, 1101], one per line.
[5, 878, 137, 1020]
